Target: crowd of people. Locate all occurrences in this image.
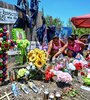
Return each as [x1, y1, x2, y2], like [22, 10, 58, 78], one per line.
[46, 34, 90, 61]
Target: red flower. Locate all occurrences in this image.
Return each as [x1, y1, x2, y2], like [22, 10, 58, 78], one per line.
[0, 54, 3, 58]
[74, 63, 82, 70]
[0, 33, 3, 37]
[80, 71, 85, 76]
[88, 63, 90, 67]
[45, 67, 54, 81]
[0, 78, 3, 81]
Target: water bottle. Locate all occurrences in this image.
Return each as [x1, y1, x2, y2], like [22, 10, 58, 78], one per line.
[12, 83, 19, 97]
[21, 84, 30, 94]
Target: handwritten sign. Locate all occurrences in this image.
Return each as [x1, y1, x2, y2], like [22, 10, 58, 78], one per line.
[0, 7, 18, 24]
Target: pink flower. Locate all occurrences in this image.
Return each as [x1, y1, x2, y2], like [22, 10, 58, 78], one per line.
[54, 64, 64, 71]
[56, 71, 72, 83]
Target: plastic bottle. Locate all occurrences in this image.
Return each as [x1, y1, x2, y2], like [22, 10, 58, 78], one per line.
[28, 81, 38, 93]
[21, 84, 30, 94]
[12, 83, 19, 97]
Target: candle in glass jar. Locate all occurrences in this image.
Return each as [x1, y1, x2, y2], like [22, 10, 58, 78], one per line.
[44, 89, 49, 100]
[55, 92, 61, 100]
[48, 93, 54, 100]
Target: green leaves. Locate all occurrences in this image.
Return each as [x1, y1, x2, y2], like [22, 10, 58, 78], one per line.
[66, 89, 79, 97]
[45, 15, 63, 28]
[82, 77, 90, 85]
[73, 28, 90, 36]
[16, 39, 30, 49]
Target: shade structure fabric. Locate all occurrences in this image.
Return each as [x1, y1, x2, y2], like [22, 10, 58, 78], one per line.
[71, 14, 90, 28]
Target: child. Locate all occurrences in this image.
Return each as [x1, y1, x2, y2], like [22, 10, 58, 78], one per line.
[67, 36, 86, 58]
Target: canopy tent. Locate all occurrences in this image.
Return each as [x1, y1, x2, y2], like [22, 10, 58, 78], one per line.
[71, 14, 90, 28]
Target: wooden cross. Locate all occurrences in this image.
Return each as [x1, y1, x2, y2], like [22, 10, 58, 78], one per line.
[0, 92, 12, 100]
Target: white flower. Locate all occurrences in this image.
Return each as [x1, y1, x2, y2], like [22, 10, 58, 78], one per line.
[0, 38, 3, 41]
[32, 65, 36, 70]
[29, 62, 33, 67]
[26, 66, 30, 70]
[0, 47, 2, 51]
[87, 74, 90, 78]
[0, 59, 3, 62]
[25, 71, 30, 76]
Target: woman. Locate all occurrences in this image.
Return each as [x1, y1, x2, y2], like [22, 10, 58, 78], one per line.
[47, 35, 67, 60]
[67, 36, 87, 57]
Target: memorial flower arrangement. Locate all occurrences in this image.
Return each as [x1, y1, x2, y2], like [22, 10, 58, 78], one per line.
[16, 39, 30, 49]
[28, 48, 47, 69]
[56, 71, 73, 83]
[45, 67, 54, 81]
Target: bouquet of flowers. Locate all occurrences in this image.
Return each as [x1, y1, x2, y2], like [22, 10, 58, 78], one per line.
[45, 67, 54, 81]
[56, 71, 72, 83]
[28, 48, 47, 69]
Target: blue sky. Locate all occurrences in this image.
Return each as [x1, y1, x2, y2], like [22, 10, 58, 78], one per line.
[2, 0, 90, 26]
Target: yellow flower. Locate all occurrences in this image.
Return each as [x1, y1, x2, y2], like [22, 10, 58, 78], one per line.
[42, 54, 46, 58]
[37, 53, 42, 58]
[34, 59, 44, 68]
[39, 50, 45, 54]
[28, 50, 35, 58]
[29, 54, 36, 62]
[34, 48, 40, 54]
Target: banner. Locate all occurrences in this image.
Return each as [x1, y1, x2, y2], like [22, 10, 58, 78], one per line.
[0, 7, 18, 24]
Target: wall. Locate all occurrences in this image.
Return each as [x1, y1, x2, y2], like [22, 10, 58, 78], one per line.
[0, 1, 42, 40]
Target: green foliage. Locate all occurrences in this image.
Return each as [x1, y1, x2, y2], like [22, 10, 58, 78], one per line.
[0, 28, 3, 33]
[82, 77, 90, 85]
[45, 15, 63, 28]
[75, 28, 90, 36]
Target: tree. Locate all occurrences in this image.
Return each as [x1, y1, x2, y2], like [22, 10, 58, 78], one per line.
[45, 15, 63, 28]
[75, 28, 90, 36]
[67, 19, 72, 27]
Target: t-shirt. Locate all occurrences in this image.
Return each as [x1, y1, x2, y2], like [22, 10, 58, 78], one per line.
[68, 40, 81, 52]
